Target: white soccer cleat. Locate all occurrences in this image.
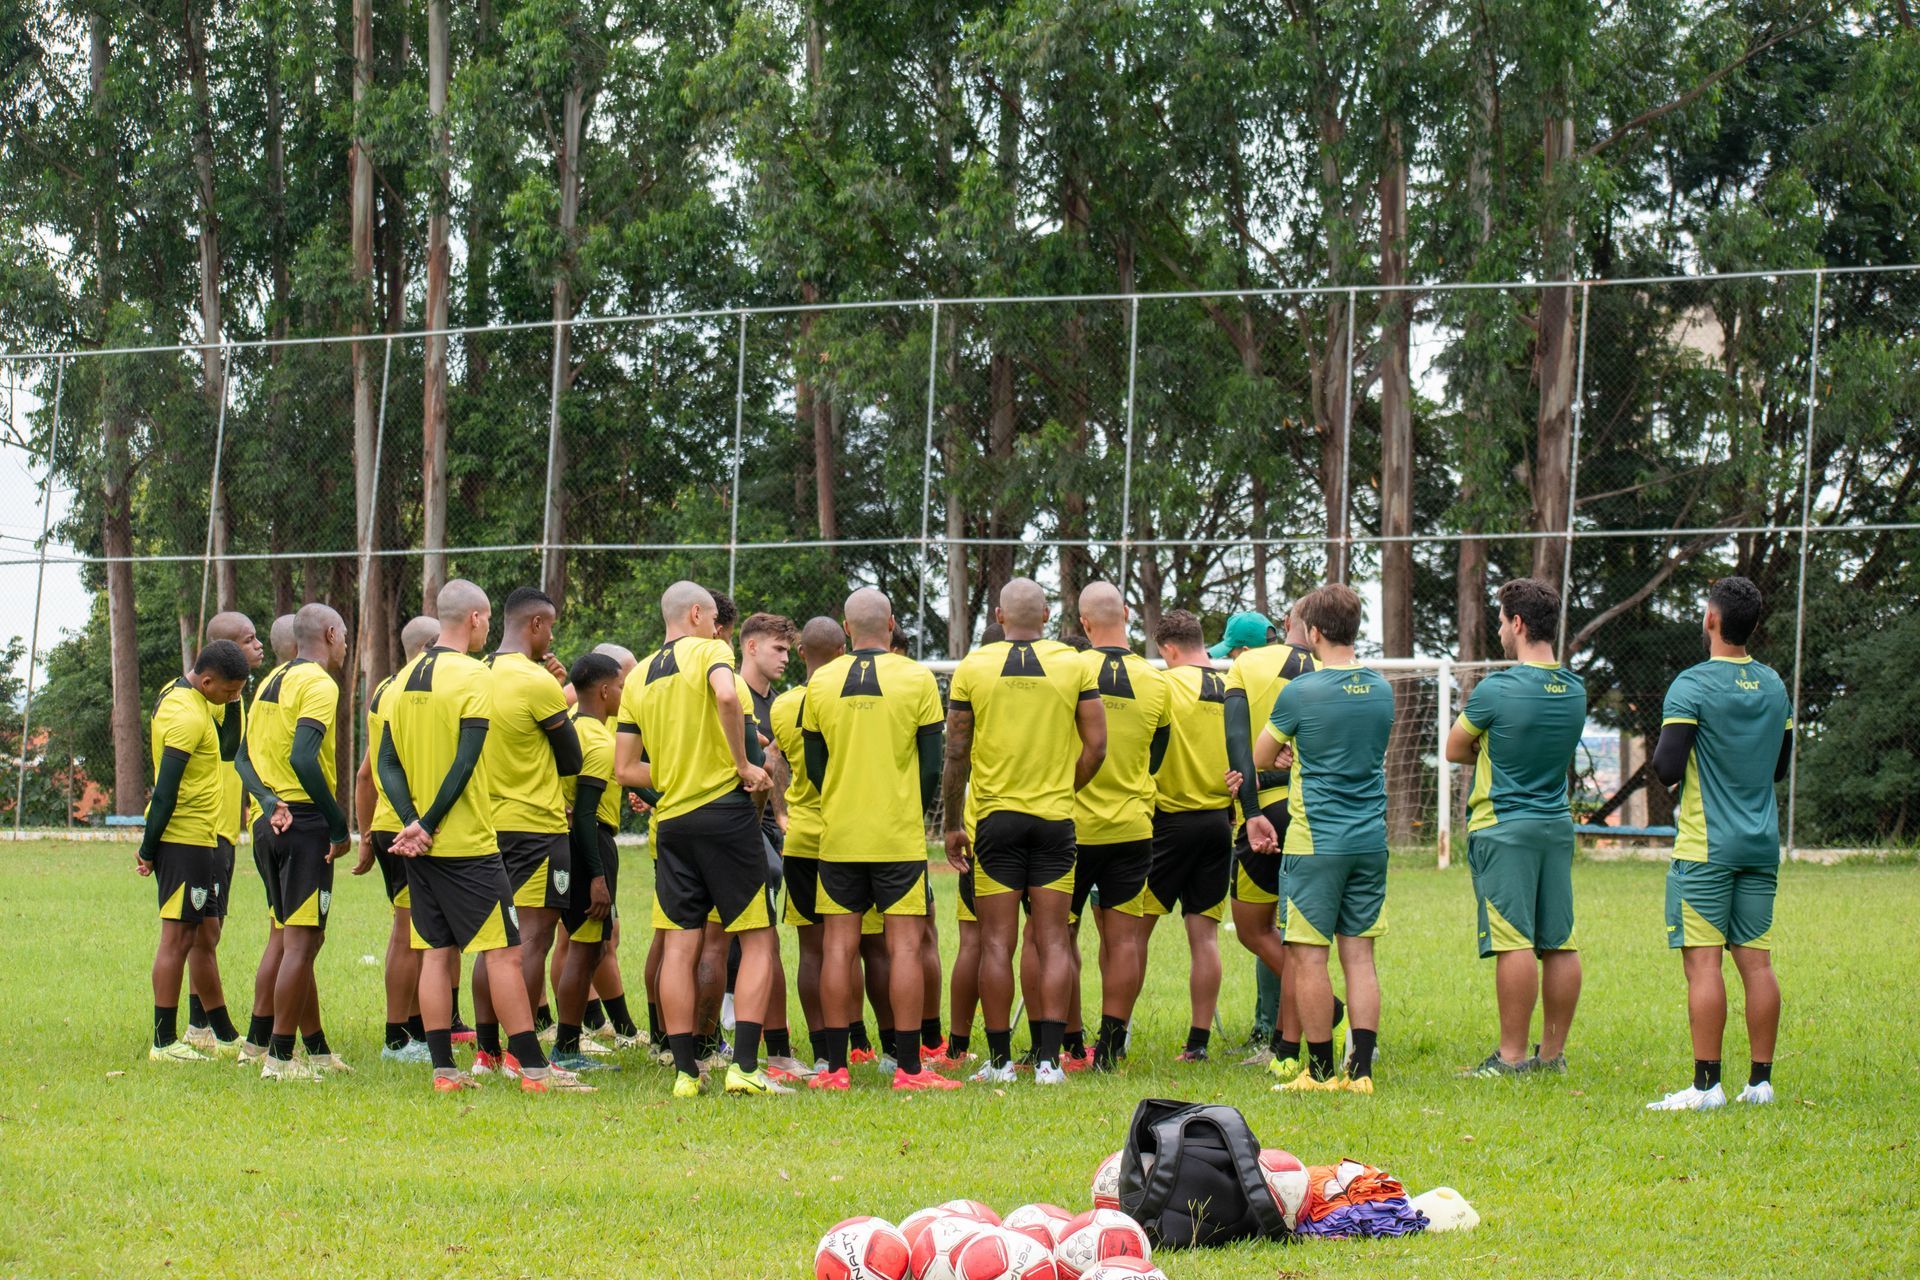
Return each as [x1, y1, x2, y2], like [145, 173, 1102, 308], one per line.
[1033, 1061, 1067, 1086]
[578, 1034, 614, 1056]
[148, 1040, 211, 1064]
[261, 1055, 319, 1082]
[308, 1052, 355, 1075]
[969, 1061, 1017, 1085]
[1646, 1083, 1726, 1112]
[1735, 1081, 1774, 1105]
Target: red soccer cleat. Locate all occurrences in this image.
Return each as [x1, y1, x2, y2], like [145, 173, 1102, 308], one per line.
[808, 1067, 852, 1091]
[1062, 1047, 1095, 1072]
[893, 1068, 963, 1092]
[848, 1047, 876, 1066]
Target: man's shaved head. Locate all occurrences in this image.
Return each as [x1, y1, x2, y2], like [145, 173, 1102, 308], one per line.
[593, 641, 637, 674]
[401, 615, 441, 660]
[437, 578, 489, 624]
[661, 580, 714, 626]
[843, 587, 893, 645]
[293, 602, 344, 645]
[800, 616, 847, 664]
[269, 614, 297, 662]
[998, 578, 1049, 630]
[205, 611, 254, 645]
[1077, 581, 1124, 627]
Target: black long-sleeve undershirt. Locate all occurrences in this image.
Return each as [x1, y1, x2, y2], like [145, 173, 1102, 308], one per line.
[234, 735, 279, 814]
[570, 778, 607, 878]
[139, 750, 188, 862]
[1652, 723, 1794, 788]
[918, 726, 943, 811]
[290, 720, 348, 841]
[1223, 690, 1262, 822]
[541, 712, 584, 777]
[378, 720, 489, 834]
[216, 701, 242, 762]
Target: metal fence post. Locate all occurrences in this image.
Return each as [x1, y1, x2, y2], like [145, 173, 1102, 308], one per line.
[1557, 281, 1592, 658]
[1336, 288, 1357, 582]
[15, 355, 65, 835]
[1119, 296, 1140, 591]
[540, 316, 567, 591]
[1786, 269, 1823, 860]
[1435, 654, 1452, 867]
[194, 342, 234, 643]
[728, 312, 747, 596]
[357, 336, 394, 624]
[915, 301, 940, 657]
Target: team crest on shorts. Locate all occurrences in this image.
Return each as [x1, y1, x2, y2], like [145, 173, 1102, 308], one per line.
[190, 886, 208, 911]
[553, 869, 571, 895]
[319, 889, 332, 915]
[508, 905, 520, 929]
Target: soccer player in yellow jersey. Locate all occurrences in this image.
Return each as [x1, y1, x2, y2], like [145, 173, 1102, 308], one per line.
[614, 581, 782, 1098]
[942, 578, 1107, 1085]
[378, 580, 591, 1094]
[1147, 609, 1235, 1062]
[471, 587, 583, 1065]
[352, 614, 441, 1062]
[179, 611, 265, 1056]
[1069, 583, 1174, 1069]
[801, 589, 955, 1092]
[139, 641, 251, 1062]
[236, 602, 351, 1080]
[550, 651, 626, 1073]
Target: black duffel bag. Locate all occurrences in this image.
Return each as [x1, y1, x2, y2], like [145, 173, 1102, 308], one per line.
[1116, 1098, 1287, 1248]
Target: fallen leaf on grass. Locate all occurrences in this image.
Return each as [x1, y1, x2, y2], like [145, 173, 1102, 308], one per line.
[830, 1175, 844, 1183]
[778, 1169, 791, 1181]
[898, 1137, 912, 1155]
[1459, 1134, 1474, 1143]
[1799, 1099, 1816, 1108]
[445, 1245, 468, 1255]
[105, 1071, 125, 1079]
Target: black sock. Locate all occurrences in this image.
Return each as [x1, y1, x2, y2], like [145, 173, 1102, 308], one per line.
[1348, 1028, 1377, 1079]
[427, 1028, 455, 1070]
[450, 985, 464, 1024]
[1749, 1061, 1771, 1087]
[1694, 1059, 1722, 1091]
[986, 1028, 1013, 1068]
[1063, 1027, 1086, 1057]
[534, 1003, 553, 1033]
[922, 1016, 943, 1048]
[735, 1021, 762, 1074]
[405, 1014, 426, 1041]
[507, 1029, 547, 1071]
[269, 1032, 297, 1062]
[385, 1022, 411, 1051]
[1332, 994, 1346, 1028]
[804, 1029, 820, 1063]
[948, 1031, 970, 1059]
[1026, 1016, 1041, 1053]
[604, 994, 637, 1038]
[849, 1022, 871, 1053]
[302, 1029, 330, 1058]
[1094, 1014, 1128, 1066]
[582, 999, 606, 1032]
[207, 1005, 238, 1041]
[188, 994, 209, 1030]
[1036, 1019, 1065, 1066]
[879, 1027, 898, 1058]
[765, 1028, 791, 1059]
[669, 1032, 699, 1076]
[1274, 1037, 1302, 1064]
[824, 1027, 850, 1073]
[153, 1005, 178, 1049]
[648, 1002, 664, 1042]
[896, 1028, 922, 1075]
[694, 1032, 716, 1059]
[1307, 1039, 1335, 1081]
[555, 1023, 582, 1055]
[1184, 1026, 1211, 1053]
[247, 1013, 273, 1048]
[477, 1022, 501, 1056]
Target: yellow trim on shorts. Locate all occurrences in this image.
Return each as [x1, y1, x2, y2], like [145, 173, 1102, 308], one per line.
[280, 890, 321, 928]
[392, 885, 411, 909]
[1234, 864, 1278, 906]
[570, 917, 607, 944]
[1680, 900, 1726, 948]
[512, 859, 550, 908]
[467, 902, 511, 953]
[1282, 897, 1331, 946]
[159, 882, 185, 921]
[1484, 900, 1532, 952]
[1734, 928, 1771, 952]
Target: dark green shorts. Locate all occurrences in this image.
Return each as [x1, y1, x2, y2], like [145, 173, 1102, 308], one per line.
[1466, 821, 1576, 957]
[1665, 859, 1776, 950]
[1280, 852, 1387, 946]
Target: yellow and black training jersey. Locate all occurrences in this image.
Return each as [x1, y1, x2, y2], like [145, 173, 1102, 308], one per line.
[364, 674, 402, 834]
[947, 638, 1099, 823]
[1155, 663, 1232, 813]
[1073, 648, 1173, 844]
[246, 658, 339, 803]
[213, 697, 245, 843]
[768, 685, 823, 859]
[384, 646, 497, 857]
[568, 710, 622, 830]
[803, 650, 944, 862]
[617, 635, 756, 824]
[1224, 642, 1315, 811]
[480, 650, 571, 834]
[147, 678, 224, 847]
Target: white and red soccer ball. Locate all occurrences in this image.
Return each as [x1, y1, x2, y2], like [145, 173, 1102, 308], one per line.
[815, 1216, 913, 1280]
[900, 1206, 956, 1255]
[1002, 1203, 1074, 1250]
[947, 1225, 1059, 1280]
[1079, 1261, 1167, 1280]
[910, 1212, 992, 1280]
[937, 1199, 1002, 1226]
[1089, 1152, 1123, 1210]
[1052, 1209, 1152, 1280]
[1257, 1147, 1309, 1232]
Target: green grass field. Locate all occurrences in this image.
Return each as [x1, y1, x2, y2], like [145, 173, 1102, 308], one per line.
[1, 841, 1914, 1279]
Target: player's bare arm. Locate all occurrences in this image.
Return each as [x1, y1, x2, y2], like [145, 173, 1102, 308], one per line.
[1072, 695, 1108, 791]
[941, 705, 974, 871]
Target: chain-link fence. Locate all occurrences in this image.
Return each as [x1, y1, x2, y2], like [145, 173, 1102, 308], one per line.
[4, 267, 1917, 853]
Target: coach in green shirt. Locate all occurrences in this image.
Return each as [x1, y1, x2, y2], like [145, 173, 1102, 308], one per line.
[1445, 578, 1587, 1080]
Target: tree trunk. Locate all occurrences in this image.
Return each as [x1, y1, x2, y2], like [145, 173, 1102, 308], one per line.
[984, 351, 1015, 608]
[1378, 120, 1422, 845]
[1532, 112, 1576, 589]
[183, 0, 236, 615]
[264, 8, 291, 609]
[942, 311, 970, 654]
[541, 80, 588, 604]
[350, 0, 387, 698]
[421, 0, 451, 610]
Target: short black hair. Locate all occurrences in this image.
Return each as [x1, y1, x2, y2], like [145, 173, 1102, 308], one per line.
[1297, 583, 1363, 646]
[503, 585, 556, 621]
[568, 651, 620, 693]
[979, 623, 1006, 646]
[194, 639, 251, 682]
[888, 625, 911, 655]
[710, 591, 738, 629]
[1153, 609, 1205, 651]
[1498, 577, 1560, 646]
[1059, 632, 1092, 652]
[1709, 576, 1764, 646]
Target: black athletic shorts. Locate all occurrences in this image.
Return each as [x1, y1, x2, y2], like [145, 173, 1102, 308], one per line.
[974, 811, 1077, 898]
[783, 854, 823, 926]
[153, 841, 220, 924]
[562, 826, 620, 944]
[251, 814, 280, 923]
[819, 859, 931, 917]
[1070, 839, 1153, 919]
[209, 836, 235, 920]
[1146, 807, 1233, 920]
[269, 802, 335, 929]
[405, 853, 521, 953]
[1232, 799, 1289, 905]
[367, 830, 409, 907]
[652, 792, 770, 933]
[500, 829, 570, 911]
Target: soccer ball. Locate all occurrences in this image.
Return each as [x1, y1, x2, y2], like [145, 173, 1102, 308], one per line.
[815, 1217, 912, 1280]
[900, 1206, 957, 1253]
[938, 1199, 1002, 1225]
[910, 1213, 988, 1280]
[1002, 1203, 1074, 1249]
[1053, 1209, 1151, 1280]
[948, 1226, 1059, 1280]
[1090, 1151, 1123, 1210]
[1079, 1262, 1167, 1280]
[1257, 1148, 1309, 1232]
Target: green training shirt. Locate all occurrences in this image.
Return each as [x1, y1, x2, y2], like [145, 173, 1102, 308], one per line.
[1661, 656, 1792, 868]
[1457, 662, 1587, 832]
[1269, 664, 1395, 857]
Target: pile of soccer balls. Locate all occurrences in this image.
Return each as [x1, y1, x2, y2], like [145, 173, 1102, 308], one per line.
[813, 1145, 1312, 1279]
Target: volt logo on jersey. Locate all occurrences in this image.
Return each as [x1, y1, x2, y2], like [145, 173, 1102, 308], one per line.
[999, 641, 1039, 676]
[841, 657, 883, 697]
[1098, 654, 1136, 698]
[646, 645, 681, 684]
